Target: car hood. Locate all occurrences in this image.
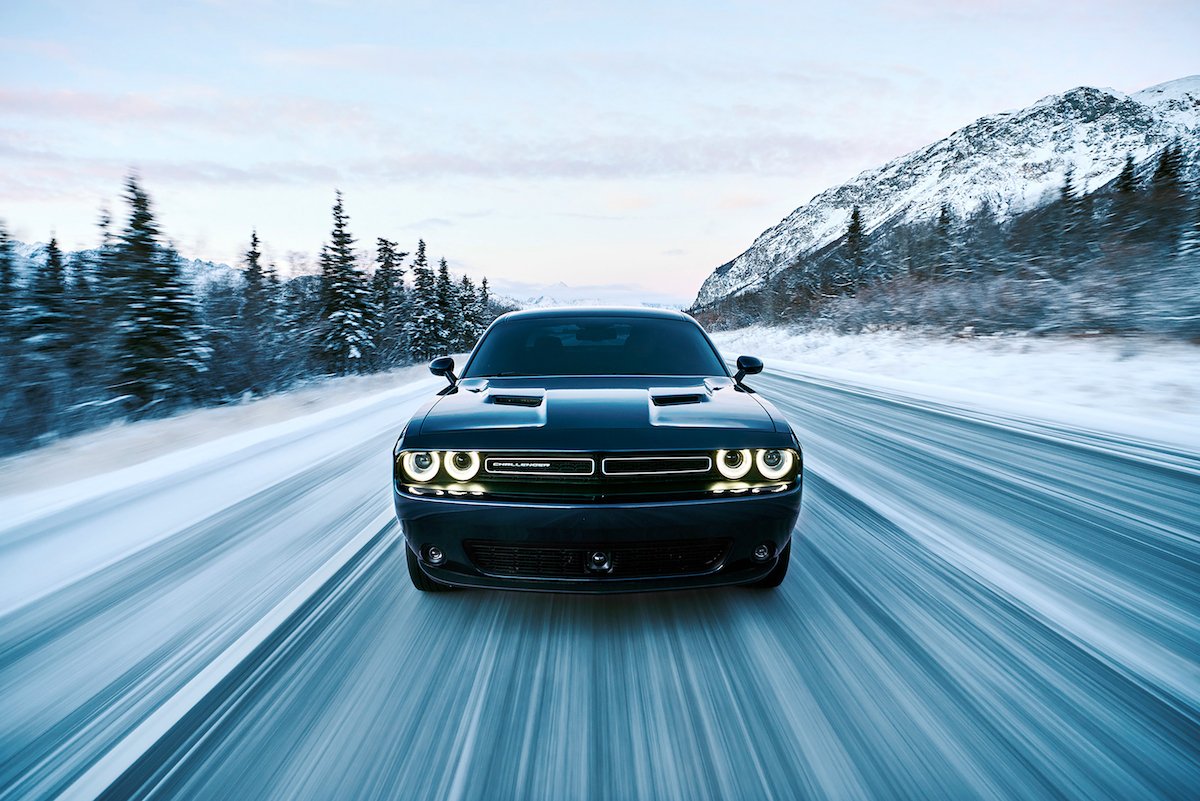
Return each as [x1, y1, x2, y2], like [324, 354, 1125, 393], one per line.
[410, 375, 786, 450]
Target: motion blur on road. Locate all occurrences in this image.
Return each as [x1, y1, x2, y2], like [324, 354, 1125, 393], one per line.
[1, 365, 1197, 801]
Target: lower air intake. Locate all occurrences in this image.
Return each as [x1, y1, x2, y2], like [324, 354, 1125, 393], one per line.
[464, 538, 731, 579]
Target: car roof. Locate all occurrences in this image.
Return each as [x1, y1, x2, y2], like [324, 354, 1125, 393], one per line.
[495, 306, 694, 322]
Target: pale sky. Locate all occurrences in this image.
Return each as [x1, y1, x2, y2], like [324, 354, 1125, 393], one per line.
[2, 0, 1197, 304]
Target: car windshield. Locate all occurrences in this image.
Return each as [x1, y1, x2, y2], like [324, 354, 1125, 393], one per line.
[462, 315, 727, 378]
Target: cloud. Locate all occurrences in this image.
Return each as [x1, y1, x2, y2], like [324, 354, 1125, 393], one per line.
[0, 88, 375, 138]
[718, 193, 774, 210]
[357, 130, 892, 180]
[400, 217, 454, 229]
[0, 37, 76, 63]
[0, 141, 342, 204]
[0, 123, 906, 206]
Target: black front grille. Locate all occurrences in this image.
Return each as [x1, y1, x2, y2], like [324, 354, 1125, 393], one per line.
[464, 538, 732, 579]
[602, 456, 711, 475]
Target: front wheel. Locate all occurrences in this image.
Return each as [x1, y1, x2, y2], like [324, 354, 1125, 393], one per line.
[745, 542, 790, 589]
[406, 545, 457, 592]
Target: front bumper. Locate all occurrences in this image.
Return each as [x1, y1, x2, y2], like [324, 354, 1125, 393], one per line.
[393, 485, 802, 593]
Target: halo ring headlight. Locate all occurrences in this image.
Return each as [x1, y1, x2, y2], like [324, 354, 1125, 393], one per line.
[715, 449, 752, 480]
[444, 450, 481, 481]
[755, 448, 795, 480]
[402, 451, 440, 482]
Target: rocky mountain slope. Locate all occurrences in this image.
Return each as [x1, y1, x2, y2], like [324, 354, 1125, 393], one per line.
[693, 75, 1200, 308]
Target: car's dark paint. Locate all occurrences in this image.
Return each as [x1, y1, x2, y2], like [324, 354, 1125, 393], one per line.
[396, 485, 800, 592]
[734, 354, 764, 384]
[428, 355, 457, 385]
[392, 307, 803, 593]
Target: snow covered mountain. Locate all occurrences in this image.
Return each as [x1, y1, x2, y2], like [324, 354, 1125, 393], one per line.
[693, 75, 1200, 308]
[8, 240, 241, 290]
[490, 279, 688, 310]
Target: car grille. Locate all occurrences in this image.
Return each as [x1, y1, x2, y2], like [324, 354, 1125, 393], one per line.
[395, 450, 800, 504]
[464, 538, 732, 579]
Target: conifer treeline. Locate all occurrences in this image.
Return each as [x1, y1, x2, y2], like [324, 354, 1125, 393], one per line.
[0, 176, 505, 453]
[695, 142, 1200, 338]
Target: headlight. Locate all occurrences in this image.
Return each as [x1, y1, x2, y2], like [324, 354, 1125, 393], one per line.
[755, 448, 795, 479]
[715, 449, 752, 479]
[444, 450, 481, 481]
[401, 451, 440, 482]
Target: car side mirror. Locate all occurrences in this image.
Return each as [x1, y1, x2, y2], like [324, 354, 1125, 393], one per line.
[430, 356, 457, 386]
[734, 355, 763, 384]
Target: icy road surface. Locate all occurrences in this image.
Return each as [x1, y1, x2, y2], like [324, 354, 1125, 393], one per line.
[1, 368, 1197, 800]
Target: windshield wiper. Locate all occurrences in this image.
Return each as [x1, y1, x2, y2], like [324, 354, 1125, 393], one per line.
[479, 371, 536, 377]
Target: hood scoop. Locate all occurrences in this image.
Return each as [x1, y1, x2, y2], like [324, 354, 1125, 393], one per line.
[489, 393, 544, 408]
[651, 393, 706, 407]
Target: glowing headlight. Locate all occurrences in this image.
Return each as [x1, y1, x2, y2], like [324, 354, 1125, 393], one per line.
[401, 451, 440, 482]
[755, 448, 795, 480]
[715, 449, 752, 480]
[444, 450, 481, 481]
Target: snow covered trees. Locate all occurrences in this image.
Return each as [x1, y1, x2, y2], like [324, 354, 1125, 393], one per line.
[0, 179, 505, 455]
[405, 240, 438, 361]
[371, 237, 408, 367]
[696, 141, 1200, 338]
[113, 176, 208, 414]
[316, 192, 374, 374]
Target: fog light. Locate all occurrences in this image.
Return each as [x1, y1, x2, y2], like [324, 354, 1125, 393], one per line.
[425, 545, 446, 565]
[752, 543, 772, 561]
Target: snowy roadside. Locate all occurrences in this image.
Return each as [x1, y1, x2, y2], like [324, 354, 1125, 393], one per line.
[0, 364, 438, 500]
[710, 327, 1200, 449]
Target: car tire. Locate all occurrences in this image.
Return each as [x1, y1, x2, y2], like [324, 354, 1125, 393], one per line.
[406, 544, 457, 592]
[746, 542, 790, 589]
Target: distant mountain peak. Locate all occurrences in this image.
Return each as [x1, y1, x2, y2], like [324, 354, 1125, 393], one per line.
[692, 75, 1200, 308]
[1134, 74, 1200, 106]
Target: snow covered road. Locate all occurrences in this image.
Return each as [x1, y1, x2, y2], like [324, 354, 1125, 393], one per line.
[1, 366, 1197, 800]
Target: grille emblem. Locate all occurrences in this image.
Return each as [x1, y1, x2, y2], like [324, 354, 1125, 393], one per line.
[484, 456, 595, 476]
[587, 551, 613, 573]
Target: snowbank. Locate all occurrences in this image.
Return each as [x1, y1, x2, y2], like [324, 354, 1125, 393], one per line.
[0, 364, 437, 498]
[710, 328, 1200, 445]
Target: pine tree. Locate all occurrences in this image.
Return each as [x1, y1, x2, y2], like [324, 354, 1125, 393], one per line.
[114, 175, 209, 413]
[0, 222, 14, 311]
[457, 274, 478, 350]
[243, 230, 268, 329]
[844, 205, 866, 283]
[238, 229, 273, 391]
[404, 239, 438, 360]
[1102, 152, 1144, 243]
[1148, 140, 1189, 253]
[1114, 153, 1137, 194]
[934, 203, 958, 279]
[6, 238, 71, 444]
[1057, 167, 1088, 270]
[1152, 139, 1184, 190]
[0, 222, 16, 353]
[28, 237, 68, 342]
[371, 237, 408, 366]
[434, 256, 455, 351]
[316, 192, 374, 374]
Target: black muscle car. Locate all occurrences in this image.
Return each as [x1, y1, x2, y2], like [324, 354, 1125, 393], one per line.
[392, 307, 803, 593]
